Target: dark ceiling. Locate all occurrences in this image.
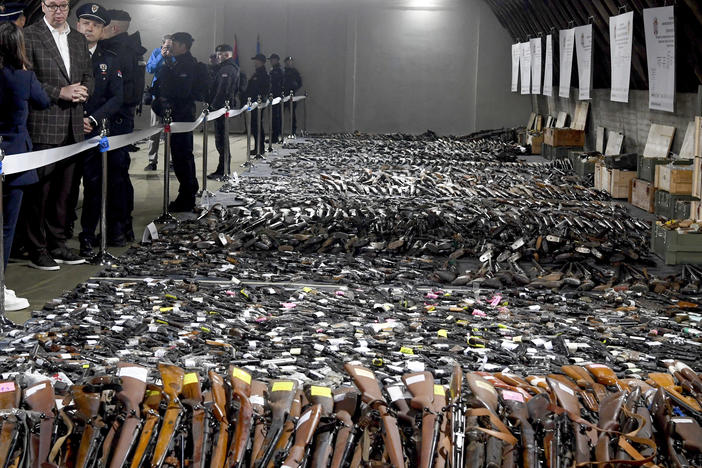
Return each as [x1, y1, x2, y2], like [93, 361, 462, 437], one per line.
[484, 0, 702, 92]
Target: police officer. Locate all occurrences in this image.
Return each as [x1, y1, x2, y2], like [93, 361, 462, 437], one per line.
[246, 53, 270, 155]
[157, 31, 199, 211]
[268, 53, 283, 144]
[207, 43, 240, 179]
[74, 3, 123, 257]
[283, 56, 303, 135]
[99, 9, 146, 242]
[0, 3, 26, 27]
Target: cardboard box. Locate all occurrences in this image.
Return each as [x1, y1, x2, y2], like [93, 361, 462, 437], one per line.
[609, 169, 636, 199]
[629, 178, 656, 213]
[544, 128, 586, 147]
[656, 165, 693, 195]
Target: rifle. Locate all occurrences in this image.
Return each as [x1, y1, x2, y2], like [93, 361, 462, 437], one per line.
[208, 371, 229, 468]
[431, 384, 449, 468]
[344, 364, 406, 468]
[24, 381, 56, 468]
[0, 379, 21, 468]
[527, 392, 557, 468]
[109, 363, 148, 468]
[129, 385, 163, 468]
[465, 373, 516, 468]
[182, 371, 207, 468]
[546, 376, 590, 465]
[150, 363, 185, 468]
[648, 373, 702, 412]
[248, 380, 267, 465]
[225, 367, 252, 468]
[593, 391, 626, 464]
[499, 386, 537, 468]
[402, 371, 438, 468]
[71, 384, 104, 468]
[585, 364, 629, 392]
[561, 365, 607, 404]
[267, 389, 303, 468]
[547, 374, 598, 413]
[279, 404, 322, 468]
[304, 386, 334, 468]
[448, 365, 465, 468]
[651, 387, 689, 468]
[329, 387, 359, 468]
[615, 386, 655, 462]
[253, 380, 298, 468]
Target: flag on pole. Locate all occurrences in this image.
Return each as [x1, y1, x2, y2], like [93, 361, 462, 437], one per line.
[256, 34, 261, 55]
[233, 34, 239, 65]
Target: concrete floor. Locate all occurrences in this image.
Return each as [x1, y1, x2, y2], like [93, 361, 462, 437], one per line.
[5, 126, 253, 325]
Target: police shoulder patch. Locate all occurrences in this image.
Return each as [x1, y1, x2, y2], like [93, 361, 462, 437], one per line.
[117, 70, 123, 78]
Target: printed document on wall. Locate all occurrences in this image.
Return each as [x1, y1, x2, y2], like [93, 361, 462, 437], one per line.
[511, 43, 520, 92]
[530, 38, 542, 94]
[574, 24, 592, 100]
[543, 34, 553, 96]
[610, 12, 633, 102]
[520, 42, 531, 94]
[559, 28, 575, 98]
[644, 6, 675, 112]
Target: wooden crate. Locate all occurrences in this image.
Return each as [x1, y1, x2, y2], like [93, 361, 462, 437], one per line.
[695, 116, 702, 157]
[629, 178, 655, 213]
[544, 128, 586, 147]
[609, 169, 636, 199]
[594, 163, 607, 191]
[527, 132, 544, 155]
[657, 165, 693, 195]
[693, 157, 702, 199]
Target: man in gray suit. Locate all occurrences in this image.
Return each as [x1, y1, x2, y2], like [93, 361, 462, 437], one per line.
[20, 0, 94, 270]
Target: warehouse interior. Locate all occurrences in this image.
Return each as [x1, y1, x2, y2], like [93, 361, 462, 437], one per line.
[2, 1, 702, 467]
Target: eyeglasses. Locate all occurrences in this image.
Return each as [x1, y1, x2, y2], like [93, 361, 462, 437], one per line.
[43, 3, 69, 12]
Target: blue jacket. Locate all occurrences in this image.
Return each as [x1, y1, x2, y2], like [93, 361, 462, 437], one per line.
[0, 66, 51, 186]
[146, 46, 173, 88]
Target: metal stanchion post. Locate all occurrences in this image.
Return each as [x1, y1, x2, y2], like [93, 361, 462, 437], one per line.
[91, 120, 117, 265]
[255, 96, 263, 159]
[0, 140, 5, 318]
[267, 94, 273, 153]
[241, 98, 253, 168]
[280, 93, 286, 145]
[289, 91, 295, 139]
[223, 100, 232, 176]
[302, 91, 308, 137]
[199, 104, 210, 195]
[155, 109, 177, 224]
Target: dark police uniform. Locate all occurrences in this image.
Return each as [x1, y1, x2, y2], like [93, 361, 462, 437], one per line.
[283, 59, 303, 134]
[245, 55, 270, 154]
[269, 54, 284, 144]
[158, 37, 199, 211]
[99, 10, 146, 240]
[209, 51, 240, 176]
[78, 42, 123, 254]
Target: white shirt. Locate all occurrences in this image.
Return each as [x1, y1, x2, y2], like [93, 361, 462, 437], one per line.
[88, 45, 97, 57]
[44, 17, 71, 77]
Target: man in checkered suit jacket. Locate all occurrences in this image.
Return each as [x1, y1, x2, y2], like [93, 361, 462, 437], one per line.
[19, 0, 94, 270]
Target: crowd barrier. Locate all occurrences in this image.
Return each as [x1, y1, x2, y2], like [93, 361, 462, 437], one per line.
[0, 92, 308, 315]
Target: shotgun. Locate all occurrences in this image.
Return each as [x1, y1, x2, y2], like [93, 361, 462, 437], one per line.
[546, 377, 590, 464]
[71, 384, 103, 468]
[0, 379, 21, 468]
[267, 389, 302, 468]
[150, 363, 185, 468]
[225, 367, 252, 468]
[344, 364, 406, 468]
[253, 380, 298, 468]
[304, 386, 334, 468]
[499, 387, 537, 468]
[402, 371, 438, 468]
[24, 381, 56, 468]
[249, 380, 268, 465]
[279, 404, 322, 468]
[109, 363, 148, 468]
[329, 387, 359, 468]
[448, 365, 465, 468]
[181, 371, 207, 468]
[129, 385, 163, 468]
[593, 390, 626, 464]
[208, 371, 229, 468]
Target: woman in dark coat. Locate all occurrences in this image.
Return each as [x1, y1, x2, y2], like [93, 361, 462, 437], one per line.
[0, 21, 50, 313]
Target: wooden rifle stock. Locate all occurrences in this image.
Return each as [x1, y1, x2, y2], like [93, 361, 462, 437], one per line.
[546, 377, 591, 464]
[465, 373, 512, 468]
[499, 387, 536, 468]
[0, 380, 21, 468]
[208, 371, 229, 468]
[344, 364, 406, 468]
[109, 363, 148, 468]
[648, 372, 702, 412]
[586, 364, 629, 392]
[305, 386, 334, 468]
[24, 381, 56, 468]
[150, 364, 185, 468]
[402, 372, 437, 468]
[129, 385, 163, 468]
[181, 371, 206, 468]
[248, 380, 267, 465]
[594, 391, 626, 464]
[448, 365, 465, 468]
[71, 385, 102, 468]
[266, 389, 302, 468]
[561, 365, 607, 404]
[651, 387, 689, 468]
[329, 388, 358, 468]
[225, 367, 252, 468]
[280, 404, 322, 468]
[254, 380, 297, 468]
[547, 374, 598, 413]
[431, 385, 449, 468]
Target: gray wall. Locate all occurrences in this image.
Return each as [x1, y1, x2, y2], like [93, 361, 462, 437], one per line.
[71, 0, 531, 135]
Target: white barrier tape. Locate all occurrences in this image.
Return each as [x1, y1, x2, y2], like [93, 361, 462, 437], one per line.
[272, 97, 282, 106]
[283, 95, 291, 103]
[293, 96, 307, 102]
[107, 126, 162, 152]
[258, 101, 270, 110]
[206, 108, 228, 121]
[248, 102, 259, 111]
[170, 112, 207, 134]
[226, 107, 247, 119]
[3, 136, 101, 175]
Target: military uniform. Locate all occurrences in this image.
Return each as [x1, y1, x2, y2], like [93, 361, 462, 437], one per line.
[209, 52, 240, 176]
[245, 54, 270, 154]
[158, 38, 199, 211]
[283, 59, 303, 135]
[269, 54, 284, 144]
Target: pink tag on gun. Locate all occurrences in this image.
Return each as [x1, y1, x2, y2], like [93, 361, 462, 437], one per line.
[0, 382, 16, 393]
[501, 390, 524, 402]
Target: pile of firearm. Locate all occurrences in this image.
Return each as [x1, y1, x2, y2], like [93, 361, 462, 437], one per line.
[1, 361, 700, 468]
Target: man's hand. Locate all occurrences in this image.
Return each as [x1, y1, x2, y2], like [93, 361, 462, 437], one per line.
[59, 83, 89, 103]
[161, 46, 171, 57]
[83, 117, 94, 134]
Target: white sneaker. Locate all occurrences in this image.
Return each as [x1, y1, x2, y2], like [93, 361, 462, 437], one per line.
[4, 289, 29, 312]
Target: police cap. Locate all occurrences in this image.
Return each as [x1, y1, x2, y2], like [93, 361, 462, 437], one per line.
[215, 44, 233, 52]
[76, 3, 110, 26]
[107, 9, 131, 21]
[284, 56, 294, 62]
[0, 3, 25, 22]
[251, 53, 266, 62]
[171, 32, 194, 48]
[269, 53, 280, 60]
